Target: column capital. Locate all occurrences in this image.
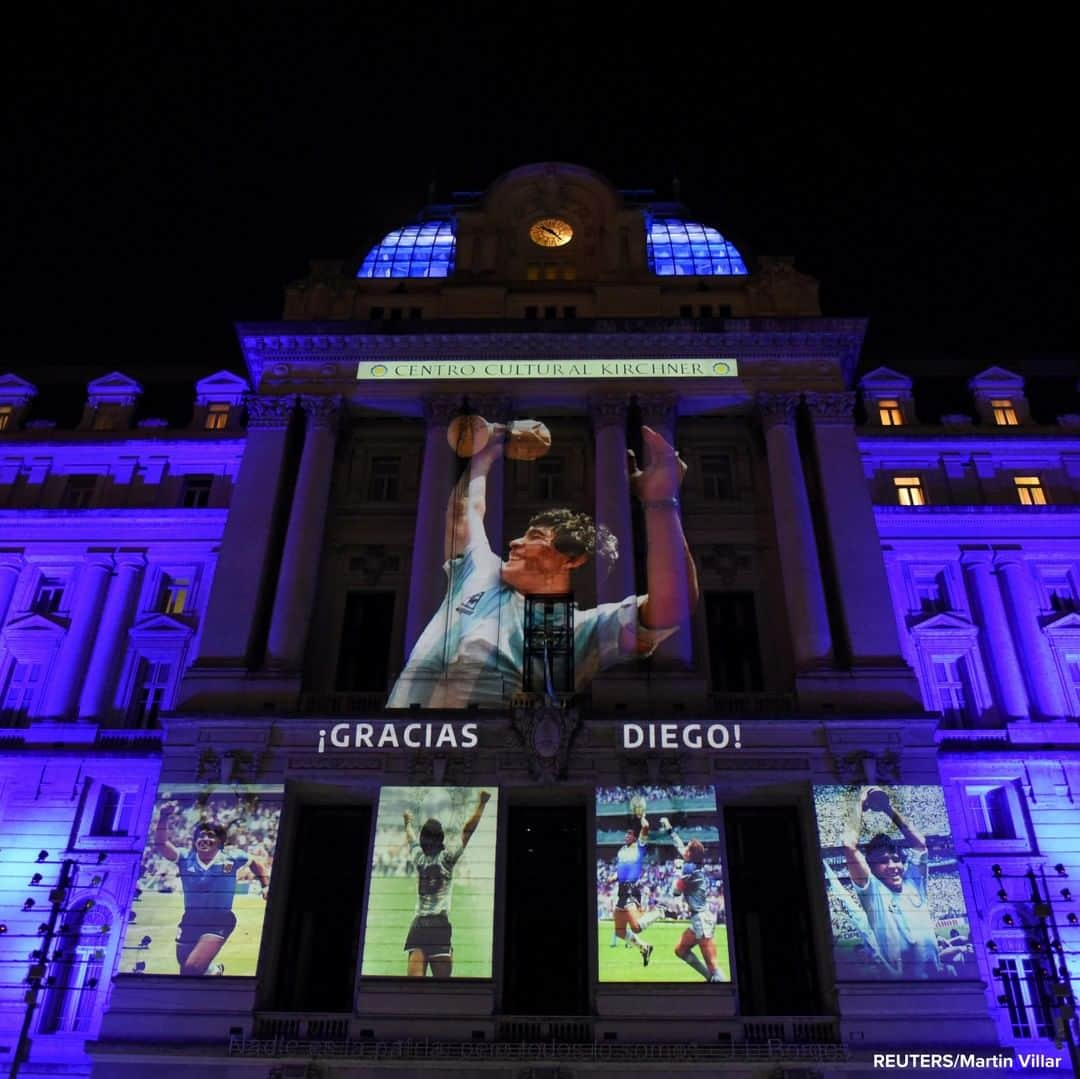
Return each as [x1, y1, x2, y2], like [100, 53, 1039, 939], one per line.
[993, 548, 1028, 569]
[299, 393, 344, 431]
[805, 391, 855, 424]
[114, 550, 148, 571]
[247, 394, 297, 429]
[636, 392, 678, 426]
[755, 392, 800, 430]
[959, 547, 994, 567]
[588, 395, 629, 431]
[0, 550, 25, 573]
[422, 395, 461, 427]
[83, 551, 116, 571]
[468, 394, 514, 422]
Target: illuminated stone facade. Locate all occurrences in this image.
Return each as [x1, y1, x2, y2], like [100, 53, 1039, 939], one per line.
[0, 164, 1077, 1076]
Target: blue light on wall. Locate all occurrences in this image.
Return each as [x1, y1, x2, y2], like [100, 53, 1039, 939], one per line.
[356, 219, 456, 279]
[646, 216, 747, 276]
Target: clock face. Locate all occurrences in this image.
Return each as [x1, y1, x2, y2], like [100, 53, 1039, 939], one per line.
[529, 217, 574, 248]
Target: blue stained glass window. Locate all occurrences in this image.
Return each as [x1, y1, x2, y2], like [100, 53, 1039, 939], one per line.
[357, 219, 456, 278]
[646, 215, 747, 276]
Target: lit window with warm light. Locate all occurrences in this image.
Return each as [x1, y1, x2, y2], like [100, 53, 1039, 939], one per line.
[1014, 476, 1047, 505]
[991, 399, 1019, 426]
[0, 405, 12, 431]
[894, 476, 926, 506]
[204, 403, 230, 430]
[878, 399, 904, 426]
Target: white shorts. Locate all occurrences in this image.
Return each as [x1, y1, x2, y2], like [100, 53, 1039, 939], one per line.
[689, 911, 715, 940]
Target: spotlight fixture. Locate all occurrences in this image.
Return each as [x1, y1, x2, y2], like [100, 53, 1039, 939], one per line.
[29, 950, 43, 961]
[987, 940, 998, 952]
[91, 875, 102, 886]
[997, 888, 1008, 901]
[1055, 864, 1067, 876]
[1003, 914, 1015, 926]
[96, 852, 106, 864]
[87, 977, 98, 988]
[30, 873, 42, 886]
[36, 924, 48, 935]
[81, 899, 94, 912]
[992, 864, 1003, 878]
[134, 961, 146, 973]
[1062, 888, 1073, 901]
[133, 888, 142, 900]
[36, 850, 49, 863]
[997, 994, 1009, 1005]
[0, 924, 7, 934]
[1068, 913, 1078, 926]
[22, 898, 35, 912]
[1052, 939, 1064, 952]
[139, 935, 152, 948]
[45, 976, 56, 987]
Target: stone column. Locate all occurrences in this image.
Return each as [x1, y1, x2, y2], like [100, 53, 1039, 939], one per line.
[265, 396, 343, 671]
[961, 549, 1030, 720]
[42, 553, 113, 719]
[78, 552, 146, 720]
[0, 552, 24, 630]
[404, 396, 461, 653]
[192, 395, 296, 668]
[589, 396, 635, 606]
[807, 392, 905, 664]
[758, 394, 833, 668]
[995, 550, 1067, 719]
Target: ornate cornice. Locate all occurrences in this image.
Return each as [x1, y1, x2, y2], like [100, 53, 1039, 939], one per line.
[588, 395, 629, 430]
[247, 394, 297, 429]
[755, 392, 800, 429]
[805, 391, 855, 423]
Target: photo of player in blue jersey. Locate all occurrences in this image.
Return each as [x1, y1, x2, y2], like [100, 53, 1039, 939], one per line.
[609, 813, 656, 965]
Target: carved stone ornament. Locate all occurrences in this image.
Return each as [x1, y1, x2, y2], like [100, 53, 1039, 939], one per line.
[636, 392, 677, 427]
[835, 748, 901, 785]
[466, 394, 514, 423]
[755, 392, 799, 429]
[300, 393, 344, 431]
[511, 702, 580, 782]
[588, 396, 628, 431]
[805, 392, 855, 423]
[246, 394, 297, 428]
[423, 395, 462, 427]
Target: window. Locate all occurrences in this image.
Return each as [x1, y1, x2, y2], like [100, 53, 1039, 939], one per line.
[679, 304, 693, 318]
[204, 403, 230, 430]
[92, 404, 123, 431]
[33, 576, 65, 614]
[562, 305, 577, 319]
[878, 398, 904, 426]
[89, 784, 137, 836]
[368, 457, 400, 502]
[0, 405, 12, 431]
[894, 476, 925, 506]
[127, 660, 171, 728]
[526, 264, 540, 281]
[701, 454, 736, 500]
[699, 304, 713, 318]
[2, 661, 42, 721]
[158, 575, 190, 615]
[61, 475, 97, 509]
[931, 657, 975, 725]
[995, 957, 1054, 1040]
[965, 784, 1017, 839]
[180, 475, 213, 508]
[543, 264, 558, 281]
[535, 457, 564, 500]
[1044, 575, 1078, 613]
[543, 305, 557, 319]
[36, 906, 111, 1035]
[523, 594, 574, 694]
[913, 571, 949, 613]
[335, 592, 394, 691]
[991, 399, 1019, 426]
[705, 592, 764, 692]
[369, 306, 384, 320]
[524, 305, 538, 319]
[1014, 476, 1047, 506]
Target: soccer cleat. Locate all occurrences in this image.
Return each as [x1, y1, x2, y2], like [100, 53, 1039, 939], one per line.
[709, 970, 727, 983]
[642, 943, 653, 967]
[609, 932, 618, 948]
[205, 963, 225, 976]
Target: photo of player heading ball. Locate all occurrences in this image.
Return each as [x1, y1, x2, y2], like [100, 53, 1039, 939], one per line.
[814, 784, 973, 981]
[596, 785, 730, 983]
[121, 784, 282, 976]
[361, 786, 498, 979]
[386, 413, 699, 710]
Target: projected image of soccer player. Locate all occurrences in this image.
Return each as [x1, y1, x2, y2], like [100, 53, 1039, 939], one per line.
[609, 803, 656, 966]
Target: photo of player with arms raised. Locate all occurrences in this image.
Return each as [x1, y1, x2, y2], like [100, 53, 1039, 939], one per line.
[596, 786, 730, 983]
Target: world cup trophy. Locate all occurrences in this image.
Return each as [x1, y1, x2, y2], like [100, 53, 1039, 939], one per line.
[446, 414, 552, 461]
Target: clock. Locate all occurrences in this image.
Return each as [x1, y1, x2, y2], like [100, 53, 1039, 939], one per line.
[529, 217, 574, 247]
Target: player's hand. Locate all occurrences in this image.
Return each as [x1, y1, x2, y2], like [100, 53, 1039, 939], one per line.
[158, 801, 178, 820]
[628, 426, 687, 502]
[659, 817, 672, 832]
[403, 810, 414, 826]
[479, 791, 491, 805]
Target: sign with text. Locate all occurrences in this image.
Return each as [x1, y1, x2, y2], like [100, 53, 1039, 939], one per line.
[357, 358, 737, 381]
[619, 722, 743, 750]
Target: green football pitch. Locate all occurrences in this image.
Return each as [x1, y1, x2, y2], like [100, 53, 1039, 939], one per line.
[121, 893, 268, 975]
[597, 920, 731, 983]
[361, 876, 493, 978]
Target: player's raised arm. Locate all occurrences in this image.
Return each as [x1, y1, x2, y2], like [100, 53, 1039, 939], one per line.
[403, 809, 417, 847]
[630, 426, 700, 633]
[444, 430, 505, 559]
[460, 790, 491, 850]
[842, 787, 871, 888]
[876, 790, 927, 852]
[153, 802, 180, 862]
[660, 817, 688, 858]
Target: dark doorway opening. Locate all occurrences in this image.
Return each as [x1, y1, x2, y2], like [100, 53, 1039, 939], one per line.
[502, 805, 589, 1016]
[724, 805, 821, 1015]
[274, 804, 371, 1010]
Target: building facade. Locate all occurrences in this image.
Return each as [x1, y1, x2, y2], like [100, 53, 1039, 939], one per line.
[0, 163, 1077, 1076]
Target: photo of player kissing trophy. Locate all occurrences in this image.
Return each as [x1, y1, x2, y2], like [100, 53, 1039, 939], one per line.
[386, 411, 699, 710]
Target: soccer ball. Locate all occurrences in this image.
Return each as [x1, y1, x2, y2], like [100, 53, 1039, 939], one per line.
[629, 795, 647, 819]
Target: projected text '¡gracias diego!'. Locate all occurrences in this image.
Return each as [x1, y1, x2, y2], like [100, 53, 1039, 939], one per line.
[318, 721, 478, 753]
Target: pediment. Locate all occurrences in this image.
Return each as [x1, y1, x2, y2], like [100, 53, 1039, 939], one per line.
[968, 366, 1024, 393]
[87, 371, 144, 405]
[1044, 611, 1080, 635]
[0, 373, 38, 404]
[910, 611, 977, 635]
[129, 613, 194, 637]
[1, 612, 67, 637]
[195, 369, 249, 405]
[858, 366, 912, 392]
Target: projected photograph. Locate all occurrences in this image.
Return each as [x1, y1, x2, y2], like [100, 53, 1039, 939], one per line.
[814, 784, 973, 980]
[596, 785, 729, 983]
[386, 415, 697, 710]
[122, 784, 282, 976]
[361, 786, 497, 979]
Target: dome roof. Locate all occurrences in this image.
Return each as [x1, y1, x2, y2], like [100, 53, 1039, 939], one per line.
[646, 215, 747, 276]
[356, 218, 456, 279]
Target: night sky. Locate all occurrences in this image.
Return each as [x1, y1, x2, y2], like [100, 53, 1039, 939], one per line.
[13, 8, 1079, 420]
